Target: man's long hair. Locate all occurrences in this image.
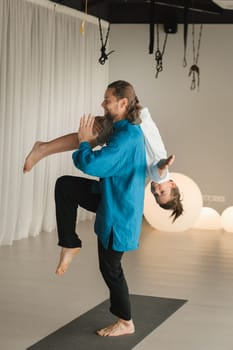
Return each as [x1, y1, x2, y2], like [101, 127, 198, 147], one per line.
[108, 80, 142, 123]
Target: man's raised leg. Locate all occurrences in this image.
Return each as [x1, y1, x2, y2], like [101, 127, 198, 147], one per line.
[56, 247, 81, 275]
[54, 176, 100, 275]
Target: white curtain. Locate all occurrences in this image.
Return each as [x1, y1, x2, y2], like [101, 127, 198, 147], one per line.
[0, 0, 109, 245]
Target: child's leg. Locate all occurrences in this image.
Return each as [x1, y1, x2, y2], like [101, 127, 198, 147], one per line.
[23, 117, 109, 173]
[23, 133, 78, 173]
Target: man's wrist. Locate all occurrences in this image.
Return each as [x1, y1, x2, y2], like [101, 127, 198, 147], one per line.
[78, 134, 94, 143]
[78, 138, 88, 143]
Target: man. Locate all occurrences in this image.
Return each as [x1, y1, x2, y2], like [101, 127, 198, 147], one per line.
[55, 80, 146, 336]
[23, 108, 183, 219]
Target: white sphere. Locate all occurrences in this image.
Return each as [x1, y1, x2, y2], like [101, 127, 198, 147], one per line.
[193, 207, 222, 230]
[221, 206, 233, 233]
[144, 172, 203, 232]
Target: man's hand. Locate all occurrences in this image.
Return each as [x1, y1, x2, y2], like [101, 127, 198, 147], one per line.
[78, 114, 98, 144]
[157, 154, 175, 176]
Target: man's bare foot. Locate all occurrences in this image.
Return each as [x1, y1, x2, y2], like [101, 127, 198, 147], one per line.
[23, 141, 44, 173]
[96, 319, 135, 337]
[55, 247, 81, 275]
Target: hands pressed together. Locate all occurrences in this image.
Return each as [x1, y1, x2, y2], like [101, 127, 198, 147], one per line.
[78, 114, 104, 144]
[77, 116, 175, 179]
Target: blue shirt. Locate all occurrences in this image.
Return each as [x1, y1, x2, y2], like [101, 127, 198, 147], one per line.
[72, 119, 146, 252]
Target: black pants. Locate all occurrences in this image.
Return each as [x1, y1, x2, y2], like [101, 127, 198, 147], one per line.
[55, 176, 131, 320]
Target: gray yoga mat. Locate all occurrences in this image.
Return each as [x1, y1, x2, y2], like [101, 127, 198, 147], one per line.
[27, 294, 187, 350]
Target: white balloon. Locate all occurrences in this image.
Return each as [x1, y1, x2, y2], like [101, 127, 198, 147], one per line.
[221, 206, 233, 233]
[193, 207, 222, 230]
[144, 172, 203, 232]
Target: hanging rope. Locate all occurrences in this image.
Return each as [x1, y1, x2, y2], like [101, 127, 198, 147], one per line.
[188, 24, 203, 90]
[98, 18, 115, 65]
[80, 0, 88, 34]
[155, 24, 168, 78]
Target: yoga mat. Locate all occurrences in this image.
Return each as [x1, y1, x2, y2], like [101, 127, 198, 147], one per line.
[27, 294, 187, 350]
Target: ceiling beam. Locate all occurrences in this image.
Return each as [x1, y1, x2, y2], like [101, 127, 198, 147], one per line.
[109, 3, 232, 23]
[49, 1, 233, 24]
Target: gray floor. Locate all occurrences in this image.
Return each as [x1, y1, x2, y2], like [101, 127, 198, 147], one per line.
[1, 218, 233, 350]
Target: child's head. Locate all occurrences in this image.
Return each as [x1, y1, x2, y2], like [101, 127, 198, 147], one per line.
[150, 180, 184, 222]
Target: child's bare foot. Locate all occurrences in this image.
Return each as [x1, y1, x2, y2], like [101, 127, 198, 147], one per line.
[96, 319, 135, 337]
[55, 247, 81, 275]
[23, 141, 44, 173]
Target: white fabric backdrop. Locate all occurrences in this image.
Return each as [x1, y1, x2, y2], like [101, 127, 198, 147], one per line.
[0, 0, 109, 245]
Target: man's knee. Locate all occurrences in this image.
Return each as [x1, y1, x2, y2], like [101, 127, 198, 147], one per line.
[55, 176, 74, 203]
[55, 175, 72, 192]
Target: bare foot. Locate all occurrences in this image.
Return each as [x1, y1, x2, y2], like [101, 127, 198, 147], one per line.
[55, 247, 81, 275]
[23, 141, 44, 173]
[96, 319, 135, 337]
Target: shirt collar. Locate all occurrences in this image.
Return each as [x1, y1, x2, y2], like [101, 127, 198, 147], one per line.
[113, 119, 128, 129]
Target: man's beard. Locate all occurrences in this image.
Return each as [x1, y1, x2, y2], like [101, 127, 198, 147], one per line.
[105, 112, 116, 121]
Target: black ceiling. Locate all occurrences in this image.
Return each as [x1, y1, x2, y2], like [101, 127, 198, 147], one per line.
[50, 0, 233, 23]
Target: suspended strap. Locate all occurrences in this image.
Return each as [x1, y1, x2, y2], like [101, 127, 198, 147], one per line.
[188, 24, 203, 90]
[183, 0, 191, 67]
[149, 0, 155, 54]
[98, 18, 115, 65]
[155, 24, 168, 78]
[189, 64, 200, 90]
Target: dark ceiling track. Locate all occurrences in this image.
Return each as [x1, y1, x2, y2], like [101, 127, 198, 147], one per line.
[86, 0, 108, 9]
[50, 1, 233, 24]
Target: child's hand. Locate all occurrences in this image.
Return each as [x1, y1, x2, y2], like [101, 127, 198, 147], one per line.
[157, 155, 175, 176]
